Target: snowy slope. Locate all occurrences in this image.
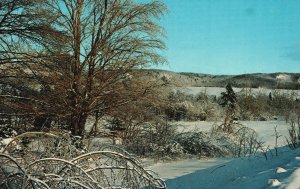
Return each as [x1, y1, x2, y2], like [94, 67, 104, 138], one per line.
[148, 147, 300, 189]
[165, 147, 300, 189]
[146, 121, 300, 189]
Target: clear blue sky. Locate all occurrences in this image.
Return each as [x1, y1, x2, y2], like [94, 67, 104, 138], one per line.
[153, 0, 300, 75]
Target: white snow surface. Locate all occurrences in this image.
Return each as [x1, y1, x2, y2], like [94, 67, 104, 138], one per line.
[276, 74, 292, 82]
[145, 121, 300, 189]
[283, 167, 300, 189]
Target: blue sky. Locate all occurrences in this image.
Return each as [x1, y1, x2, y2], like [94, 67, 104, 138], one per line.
[154, 0, 300, 75]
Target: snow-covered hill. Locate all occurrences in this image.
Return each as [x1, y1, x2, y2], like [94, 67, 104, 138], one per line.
[144, 69, 300, 89]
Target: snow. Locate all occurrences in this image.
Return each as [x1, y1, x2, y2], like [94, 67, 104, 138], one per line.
[146, 158, 230, 180]
[0, 138, 13, 152]
[276, 74, 292, 82]
[148, 147, 300, 189]
[145, 121, 300, 189]
[282, 168, 300, 189]
[276, 167, 287, 173]
[268, 179, 281, 187]
[1, 137, 13, 145]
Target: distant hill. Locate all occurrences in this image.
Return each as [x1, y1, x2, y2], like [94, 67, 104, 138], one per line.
[142, 69, 300, 89]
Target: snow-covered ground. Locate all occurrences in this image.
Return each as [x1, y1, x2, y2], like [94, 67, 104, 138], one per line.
[146, 121, 300, 189]
[159, 147, 300, 189]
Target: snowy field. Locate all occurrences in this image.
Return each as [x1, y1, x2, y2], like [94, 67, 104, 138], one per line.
[146, 121, 300, 189]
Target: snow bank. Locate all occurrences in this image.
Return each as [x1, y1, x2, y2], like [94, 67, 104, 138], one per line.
[279, 156, 300, 189]
[146, 121, 299, 189]
[283, 168, 300, 189]
[161, 147, 300, 189]
[146, 158, 230, 180]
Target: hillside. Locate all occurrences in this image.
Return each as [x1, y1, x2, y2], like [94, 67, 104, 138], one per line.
[144, 69, 300, 89]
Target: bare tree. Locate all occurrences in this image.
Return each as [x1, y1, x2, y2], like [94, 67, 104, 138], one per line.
[1, 0, 167, 136]
[44, 0, 166, 135]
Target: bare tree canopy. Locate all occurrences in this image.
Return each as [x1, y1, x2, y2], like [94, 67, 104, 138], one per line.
[0, 0, 66, 64]
[0, 0, 167, 136]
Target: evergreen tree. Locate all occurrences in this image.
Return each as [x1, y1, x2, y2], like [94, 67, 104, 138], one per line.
[220, 83, 237, 109]
[219, 83, 237, 132]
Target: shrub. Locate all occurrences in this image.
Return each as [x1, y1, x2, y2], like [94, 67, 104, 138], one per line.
[0, 131, 166, 189]
[237, 89, 271, 120]
[174, 131, 224, 157]
[271, 90, 297, 122]
[286, 121, 300, 149]
[211, 123, 262, 157]
[124, 121, 180, 158]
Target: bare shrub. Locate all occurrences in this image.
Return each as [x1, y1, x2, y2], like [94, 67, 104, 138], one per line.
[273, 126, 282, 156]
[165, 90, 219, 121]
[0, 115, 35, 137]
[237, 88, 256, 120]
[211, 123, 263, 157]
[286, 121, 300, 149]
[237, 88, 271, 120]
[233, 126, 263, 157]
[124, 121, 181, 159]
[174, 131, 224, 158]
[195, 93, 219, 121]
[271, 90, 297, 122]
[1, 131, 83, 162]
[0, 132, 166, 189]
[0, 154, 28, 189]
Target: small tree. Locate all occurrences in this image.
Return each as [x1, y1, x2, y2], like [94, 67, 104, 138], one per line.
[219, 83, 237, 132]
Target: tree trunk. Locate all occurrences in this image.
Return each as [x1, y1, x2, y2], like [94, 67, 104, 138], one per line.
[70, 112, 88, 136]
[88, 110, 101, 137]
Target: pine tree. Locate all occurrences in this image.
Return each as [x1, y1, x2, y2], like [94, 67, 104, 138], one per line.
[219, 83, 237, 132]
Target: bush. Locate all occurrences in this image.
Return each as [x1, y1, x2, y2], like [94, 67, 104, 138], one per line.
[174, 131, 224, 157]
[0, 131, 166, 189]
[165, 104, 188, 121]
[286, 121, 300, 149]
[271, 90, 297, 122]
[236, 89, 271, 120]
[211, 123, 262, 157]
[124, 121, 181, 158]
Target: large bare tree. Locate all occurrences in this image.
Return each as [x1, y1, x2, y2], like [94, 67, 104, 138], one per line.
[52, 0, 166, 135]
[1, 0, 167, 136]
